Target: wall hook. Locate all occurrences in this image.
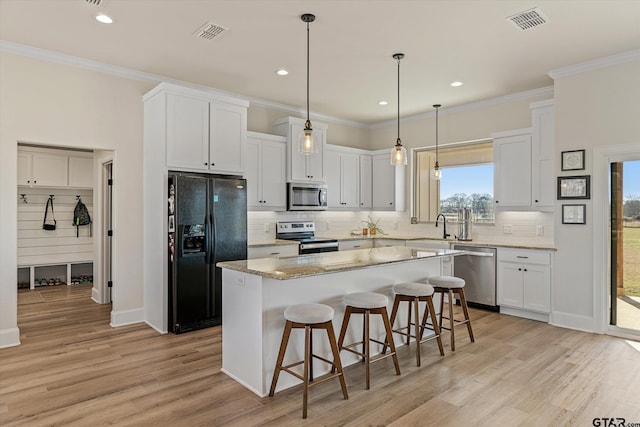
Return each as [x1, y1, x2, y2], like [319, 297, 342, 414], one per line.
[76, 195, 81, 201]
[20, 194, 28, 204]
[49, 194, 55, 200]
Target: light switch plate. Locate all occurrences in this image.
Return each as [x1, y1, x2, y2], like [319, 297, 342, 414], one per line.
[503, 224, 513, 234]
[264, 223, 270, 232]
[536, 225, 544, 236]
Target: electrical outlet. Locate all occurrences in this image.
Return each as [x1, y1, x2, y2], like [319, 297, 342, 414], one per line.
[536, 225, 544, 236]
[503, 224, 513, 234]
[393, 221, 399, 229]
[325, 222, 330, 230]
[264, 223, 270, 232]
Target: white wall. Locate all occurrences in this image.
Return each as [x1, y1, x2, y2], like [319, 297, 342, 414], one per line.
[551, 58, 640, 332]
[0, 52, 154, 347]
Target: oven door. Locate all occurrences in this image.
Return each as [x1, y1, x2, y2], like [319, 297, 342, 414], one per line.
[288, 183, 327, 211]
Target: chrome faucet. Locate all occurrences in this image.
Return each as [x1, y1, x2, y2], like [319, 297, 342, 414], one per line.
[435, 213, 450, 239]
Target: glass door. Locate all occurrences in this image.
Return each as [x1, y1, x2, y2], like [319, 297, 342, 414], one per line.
[610, 159, 640, 334]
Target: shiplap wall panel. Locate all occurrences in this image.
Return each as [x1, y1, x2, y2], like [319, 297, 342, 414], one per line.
[17, 187, 93, 267]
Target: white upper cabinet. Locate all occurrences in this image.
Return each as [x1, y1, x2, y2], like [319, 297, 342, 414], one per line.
[246, 132, 286, 211]
[531, 100, 555, 210]
[154, 84, 248, 175]
[273, 116, 327, 183]
[359, 155, 372, 209]
[371, 153, 405, 211]
[209, 101, 247, 174]
[493, 99, 555, 211]
[493, 129, 532, 208]
[326, 146, 359, 209]
[18, 150, 68, 187]
[18, 148, 93, 188]
[68, 157, 94, 188]
[166, 94, 209, 171]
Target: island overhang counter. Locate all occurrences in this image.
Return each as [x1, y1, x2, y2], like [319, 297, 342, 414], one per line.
[218, 246, 464, 397]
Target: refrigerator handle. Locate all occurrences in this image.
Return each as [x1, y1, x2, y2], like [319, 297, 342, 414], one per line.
[210, 211, 216, 265]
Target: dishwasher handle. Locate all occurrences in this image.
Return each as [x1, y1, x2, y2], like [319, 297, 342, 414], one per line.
[461, 250, 494, 257]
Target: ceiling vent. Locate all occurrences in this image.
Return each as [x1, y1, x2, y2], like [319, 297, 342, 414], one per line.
[193, 22, 228, 40]
[507, 7, 549, 30]
[84, 0, 108, 6]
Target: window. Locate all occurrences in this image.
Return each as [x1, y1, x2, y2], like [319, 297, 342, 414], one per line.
[439, 164, 494, 223]
[413, 140, 494, 223]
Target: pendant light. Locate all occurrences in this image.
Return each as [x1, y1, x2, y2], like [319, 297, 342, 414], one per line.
[299, 13, 317, 155]
[390, 53, 407, 166]
[433, 103, 442, 180]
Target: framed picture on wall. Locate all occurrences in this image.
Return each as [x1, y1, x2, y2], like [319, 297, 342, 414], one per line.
[562, 204, 586, 224]
[561, 149, 585, 171]
[558, 175, 590, 199]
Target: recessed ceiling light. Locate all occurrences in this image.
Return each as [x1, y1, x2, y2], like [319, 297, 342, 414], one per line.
[378, 101, 388, 106]
[450, 81, 464, 87]
[275, 69, 289, 76]
[95, 13, 114, 24]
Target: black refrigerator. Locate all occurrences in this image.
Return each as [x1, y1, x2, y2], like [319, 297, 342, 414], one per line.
[168, 172, 247, 333]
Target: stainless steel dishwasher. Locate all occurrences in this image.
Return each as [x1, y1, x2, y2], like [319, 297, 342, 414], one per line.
[453, 245, 498, 311]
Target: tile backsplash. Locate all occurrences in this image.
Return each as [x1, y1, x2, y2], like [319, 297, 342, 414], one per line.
[248, 210, 554, 246]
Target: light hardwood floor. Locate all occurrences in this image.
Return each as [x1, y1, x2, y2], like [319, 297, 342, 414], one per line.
[2, 285, 640, 426]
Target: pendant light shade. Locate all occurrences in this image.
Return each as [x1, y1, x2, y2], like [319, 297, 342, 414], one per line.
[390, 53, 407, 166]
[299, 13, 317, 155]
[433, 104, 442, 180]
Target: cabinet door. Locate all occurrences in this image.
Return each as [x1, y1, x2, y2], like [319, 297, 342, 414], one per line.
[325, 149, 342, 207]
[17, 151, 32, 186]
[68, 157, 93, 188]
[532, 105, 555, 209]
[209, 101, 246, 174]
[246, 137, 262, 208]
[523, 264, 551, 312]
[359, 155, 372, 209]
[166, 94, 209, 171]
[494, 133, 531, 207]
[498, 262, 524, 308]
[32, 153, 68, 187]
[341, 153, 360, 208]
[372, 154, 395, 210]
[306, 129, 325, 182]
[261, 140, 286, 210]
[288, 122, 308, 181]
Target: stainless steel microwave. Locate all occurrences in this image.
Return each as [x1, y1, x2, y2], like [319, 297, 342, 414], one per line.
[287, 183, 327, 211]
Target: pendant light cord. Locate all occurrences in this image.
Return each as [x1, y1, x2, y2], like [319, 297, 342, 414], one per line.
[435, 106, 439, 161]
[397, 56, 401, 144]
[306, 20, 310, 123]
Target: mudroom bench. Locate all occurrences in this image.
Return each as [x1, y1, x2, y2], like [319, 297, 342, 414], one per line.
[18, 260, 93, 290]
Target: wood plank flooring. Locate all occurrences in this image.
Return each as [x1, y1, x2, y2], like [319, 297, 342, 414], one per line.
[2, 285, 640, 426]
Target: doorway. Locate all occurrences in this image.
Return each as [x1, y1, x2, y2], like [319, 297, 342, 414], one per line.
[610, 159, 640, 334]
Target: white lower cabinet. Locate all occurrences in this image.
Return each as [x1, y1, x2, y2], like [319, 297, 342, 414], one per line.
[498, 248, 551, 318]
[247, 244, 299, 259]
[338, 239, 373, 251]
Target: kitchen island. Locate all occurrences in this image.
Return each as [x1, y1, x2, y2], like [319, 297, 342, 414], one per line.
[218, 246, 463, 396]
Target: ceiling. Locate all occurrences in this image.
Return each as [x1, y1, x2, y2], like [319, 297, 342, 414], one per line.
[1, 0, 639, 125]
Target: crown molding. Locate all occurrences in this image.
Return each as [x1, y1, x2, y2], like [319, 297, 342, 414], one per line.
[370, 86, 554, 129]
[2, 39, 554, 131]
[548, 49, 640, 80]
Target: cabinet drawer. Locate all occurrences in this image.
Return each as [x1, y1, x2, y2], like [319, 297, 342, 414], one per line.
[248, 244, 298, 259]
[499, 249, 550, 265]
[339, 240, 373, 251]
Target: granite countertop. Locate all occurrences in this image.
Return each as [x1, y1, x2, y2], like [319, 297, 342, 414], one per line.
[219, 246, 463, 280]
[247, 235, 556, 251]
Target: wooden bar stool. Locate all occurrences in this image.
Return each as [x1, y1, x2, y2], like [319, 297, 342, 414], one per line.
[385, 282, 444, 366]
[335, 292, 400, 390]
[269, 303, 348, 419]
[427, 276, 475, 351]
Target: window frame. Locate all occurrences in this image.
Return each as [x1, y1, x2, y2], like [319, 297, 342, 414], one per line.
[412, 139, 494, 224]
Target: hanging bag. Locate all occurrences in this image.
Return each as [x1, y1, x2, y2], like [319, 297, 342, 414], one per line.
[73, 197, 92, 238]
[42, 196, 56, 231]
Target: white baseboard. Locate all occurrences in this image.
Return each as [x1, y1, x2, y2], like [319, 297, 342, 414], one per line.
[0, 327, 21, 348]
[110, 307, 145, 327]
[220, 368, 266, 397]
[91, 287, 103, 304]
[549, 310, 596, 333]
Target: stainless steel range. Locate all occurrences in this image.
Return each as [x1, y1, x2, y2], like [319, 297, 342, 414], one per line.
[276, 221, 339, 254]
